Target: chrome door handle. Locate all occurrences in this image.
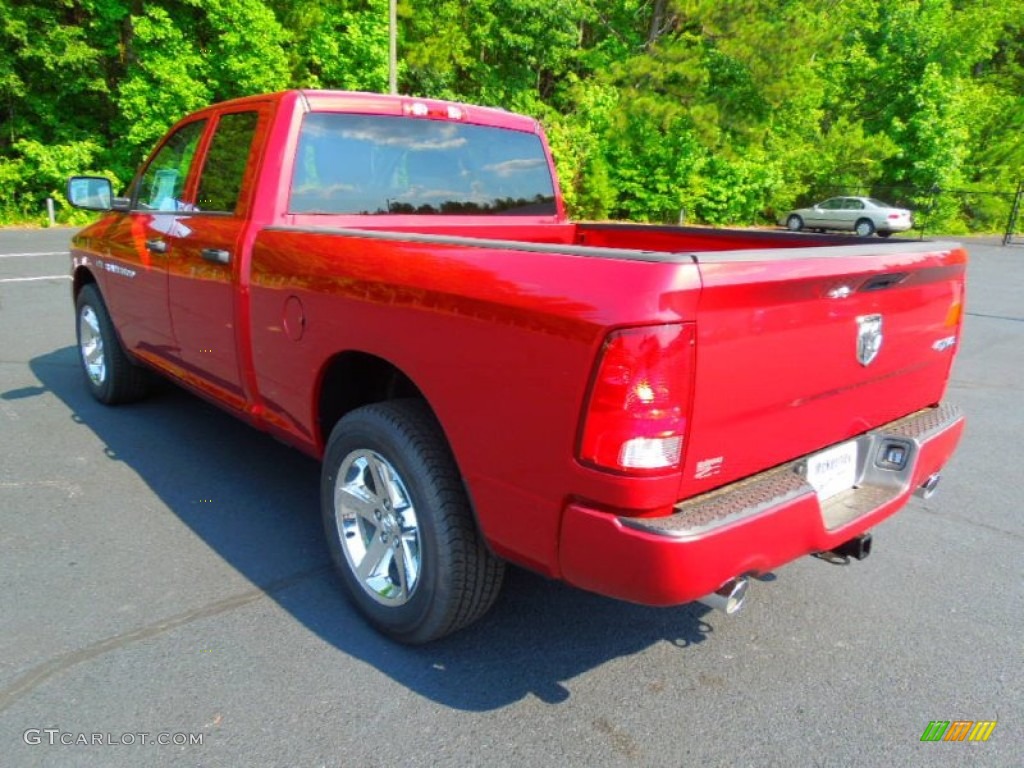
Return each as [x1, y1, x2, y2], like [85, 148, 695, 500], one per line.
[146, 239, 168, 254]
[201, 248, 231, 265]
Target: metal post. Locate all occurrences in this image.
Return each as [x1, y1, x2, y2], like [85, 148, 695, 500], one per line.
[1003, 180, 1023, 246]
[389, 0, 397, 95]
[46, 197, 55, 226]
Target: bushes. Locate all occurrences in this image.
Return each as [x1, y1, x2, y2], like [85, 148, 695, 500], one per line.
[0, 139, 118, 225]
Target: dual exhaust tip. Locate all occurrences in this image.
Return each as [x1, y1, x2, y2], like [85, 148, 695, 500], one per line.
[915, 472, 941, 500]
[695, 472, 942, 616]
[697, 576, 749, 615]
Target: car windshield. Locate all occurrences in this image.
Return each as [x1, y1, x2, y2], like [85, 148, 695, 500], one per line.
[867, 198, 894, 208]
[290, 113, 557, 216]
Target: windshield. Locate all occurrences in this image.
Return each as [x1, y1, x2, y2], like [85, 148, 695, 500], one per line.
[290, 113, 557, 216]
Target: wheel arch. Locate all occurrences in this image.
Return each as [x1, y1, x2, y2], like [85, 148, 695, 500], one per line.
[314, 350, 497, 550]
[315, 350, 435, 454]
[72, 265, 98, 301]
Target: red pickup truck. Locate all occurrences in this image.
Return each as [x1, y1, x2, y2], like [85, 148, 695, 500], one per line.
[67, 90, 966, 643]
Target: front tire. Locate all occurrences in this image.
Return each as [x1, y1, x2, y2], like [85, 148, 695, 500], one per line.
[786, 214, 804, 232]
[321, 400, 505, 643]
[75, 284, 150, 404]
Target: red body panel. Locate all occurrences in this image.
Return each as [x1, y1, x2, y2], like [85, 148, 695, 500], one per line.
[70, 90, 967, 601]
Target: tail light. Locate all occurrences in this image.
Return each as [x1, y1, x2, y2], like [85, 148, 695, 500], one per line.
[578, 323, 696, 474]
[945, 273, 965, 328]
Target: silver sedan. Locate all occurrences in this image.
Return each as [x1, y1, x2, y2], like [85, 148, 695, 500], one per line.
[783, 196, 913, 237]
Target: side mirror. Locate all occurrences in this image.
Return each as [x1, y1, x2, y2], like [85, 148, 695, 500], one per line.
[67, 176, 129, 212]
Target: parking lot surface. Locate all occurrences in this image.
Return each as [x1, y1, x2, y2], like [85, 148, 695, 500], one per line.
[1, 228, 1021, 766]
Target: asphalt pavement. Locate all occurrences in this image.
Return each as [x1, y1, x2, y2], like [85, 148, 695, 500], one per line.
[0, 227, 1020, 767]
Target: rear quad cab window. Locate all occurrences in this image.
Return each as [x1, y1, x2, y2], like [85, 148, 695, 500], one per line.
[289, 113, 557, 216]
[195, 111, 260, 214]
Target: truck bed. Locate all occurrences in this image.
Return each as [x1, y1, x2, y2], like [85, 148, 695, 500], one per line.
[279, 218, 920, 261]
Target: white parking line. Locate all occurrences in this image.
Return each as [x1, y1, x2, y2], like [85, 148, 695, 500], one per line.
[0, 251, 70, 259]
[0, 275, 71, 283]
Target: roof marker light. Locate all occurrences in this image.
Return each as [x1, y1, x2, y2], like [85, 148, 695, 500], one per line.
[402, 101, 465, 121]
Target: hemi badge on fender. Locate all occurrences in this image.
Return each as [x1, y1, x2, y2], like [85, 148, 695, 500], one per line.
[103, 262, 137, 279]
[932, 335, 957, 352]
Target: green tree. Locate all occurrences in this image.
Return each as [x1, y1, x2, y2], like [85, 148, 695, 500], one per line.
[0, 0, 1021, 229]
[269, 0, 389, 91]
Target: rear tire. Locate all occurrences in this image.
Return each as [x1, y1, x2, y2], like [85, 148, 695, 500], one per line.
[321, 399, 505, 643]
[75, 284, 150, 404]
[786, 214, 804, 232]
[855, 218, 876, 237]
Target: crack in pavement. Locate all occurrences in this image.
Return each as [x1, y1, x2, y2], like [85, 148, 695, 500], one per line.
[915, 505, 1023, 541]
[965, 311, 1024, 324]
[0, 479, 83, 497]
[949, 380, 1022, 391]
[0, 563, 333, 713]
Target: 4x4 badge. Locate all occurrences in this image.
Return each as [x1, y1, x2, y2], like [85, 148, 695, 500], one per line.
[856, 314, 883, 366]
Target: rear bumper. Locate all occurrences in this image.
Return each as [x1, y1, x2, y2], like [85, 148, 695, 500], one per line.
[878, 221, 913, 234]
[558, 403, 964, 606]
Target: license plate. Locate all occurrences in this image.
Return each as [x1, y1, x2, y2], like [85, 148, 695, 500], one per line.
[804, 441, 858, 501]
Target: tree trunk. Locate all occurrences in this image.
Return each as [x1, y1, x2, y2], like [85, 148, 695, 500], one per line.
[648, 0, 668, 46]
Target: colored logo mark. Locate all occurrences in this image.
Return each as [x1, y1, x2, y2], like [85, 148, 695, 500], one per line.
[920, 720, 997, 742]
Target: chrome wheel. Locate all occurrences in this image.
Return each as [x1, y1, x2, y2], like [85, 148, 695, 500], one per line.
[334, 449, 421, 606]
[321, 401, 505, 642]
[78, 305, 106, 386]
[74, 284, 150, 404]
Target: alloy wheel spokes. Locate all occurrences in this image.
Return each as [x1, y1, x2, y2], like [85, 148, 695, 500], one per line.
[79, 306, 106, 386]
[335, 450, 421, 606]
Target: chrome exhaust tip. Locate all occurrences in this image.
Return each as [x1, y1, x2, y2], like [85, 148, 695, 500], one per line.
[696, 576, 749, 615]
[914, 472, 941, 500]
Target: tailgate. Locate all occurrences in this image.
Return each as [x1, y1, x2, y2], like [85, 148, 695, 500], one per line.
[680, 240, 966, 497]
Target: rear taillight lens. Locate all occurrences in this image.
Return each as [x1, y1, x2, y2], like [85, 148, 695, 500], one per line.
[946, 278, 964, 328]
[578, 323, 695, 473]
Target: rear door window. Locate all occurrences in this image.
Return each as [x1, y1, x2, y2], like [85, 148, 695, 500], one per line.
[195, 111, 260, 214]
[290, 113, 556, 216]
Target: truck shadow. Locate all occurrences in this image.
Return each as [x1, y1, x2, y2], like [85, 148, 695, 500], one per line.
[24, 347, 716, 711]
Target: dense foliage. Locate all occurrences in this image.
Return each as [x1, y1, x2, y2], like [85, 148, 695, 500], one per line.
[2, 0, 1022, 230]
